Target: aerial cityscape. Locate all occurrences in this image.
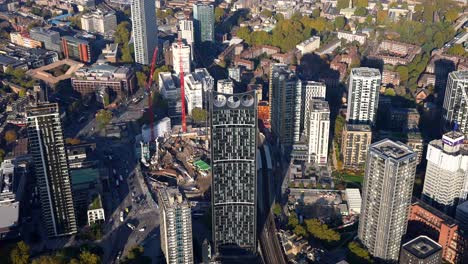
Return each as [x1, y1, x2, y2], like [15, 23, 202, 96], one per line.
[0, 0, 467, 263]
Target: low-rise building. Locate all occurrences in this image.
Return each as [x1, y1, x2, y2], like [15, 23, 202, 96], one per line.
[296, 36, 320, 55]
[337, 31, 367, 45]
[72, 63, 136, 98]
[29, 27, 62, 53]
[345, 188, 361, 215]
[61, 36, 93, 63]
[341, 124, 372, 169]
[408, 199, 468, 264]
[81, 9, 117, 35]
[87, 194, 105, 225]
[382, 70, 400, 87]
[10, 32, 42, 48]
[0, 159, 26, 240]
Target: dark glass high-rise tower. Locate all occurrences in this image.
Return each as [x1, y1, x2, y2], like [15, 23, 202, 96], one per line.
[27, 103, 77, 237]
[210, 90, 257, 257]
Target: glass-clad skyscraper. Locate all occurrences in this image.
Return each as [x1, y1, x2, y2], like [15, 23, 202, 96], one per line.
[193, 3, 214, 43]
[26, 103, 77, 237]
[210, 90, 257, 257]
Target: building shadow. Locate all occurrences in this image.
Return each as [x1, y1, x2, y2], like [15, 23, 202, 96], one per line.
[434, 59, 456, 106]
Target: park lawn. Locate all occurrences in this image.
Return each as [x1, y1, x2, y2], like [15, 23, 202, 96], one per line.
[343, 174, 364, 184]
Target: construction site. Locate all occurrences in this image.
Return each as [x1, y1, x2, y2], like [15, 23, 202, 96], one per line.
[135, 37, 212, 201]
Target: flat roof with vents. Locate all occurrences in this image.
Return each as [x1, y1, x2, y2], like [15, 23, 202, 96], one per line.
[371, 139, 414, 160]
[402, 236, 441, 259]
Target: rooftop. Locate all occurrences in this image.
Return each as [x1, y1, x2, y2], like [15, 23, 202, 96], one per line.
[402, 236, 441, 259]
[345, 123, 372, 132]
[70, 168, 100, 187]
[351, 67, 381, 78]
[371, 139, 415, 160]
[88, 194, 103, 210]
[449, 70, 468, 81]
[0, 201, 19, 229]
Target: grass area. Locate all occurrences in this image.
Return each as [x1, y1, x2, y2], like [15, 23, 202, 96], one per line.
[343, 174, 364, 184]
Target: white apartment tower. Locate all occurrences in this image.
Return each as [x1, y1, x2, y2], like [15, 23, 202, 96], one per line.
[442, 71, 468, 136]
[347, 67, 381, 126]
[307, 100, 330, 164]
[158, 188, 194, 264]
[422, 131, 468, 214]
[302, 81, 326, 136]
[131, 0, 158, 65]
[178, 19, 194, 59]
[358, 139, 417, 262]
[184, 73, 204, 115]
[172, 42, 191, 75]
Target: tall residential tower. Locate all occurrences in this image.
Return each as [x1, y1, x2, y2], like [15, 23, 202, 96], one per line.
[27, 103, 77, 237]
[269, 64, 302, 149]
[358, 139, 417, 261]
[347, 67, 381, 126]
[131, 0, 158, 65]
[422, 131, 468, 215]
[158, 188, 193, 264]
[210, 90, 257, 257]
[193, 4, 214, 44]
[442, 71, 468, 136]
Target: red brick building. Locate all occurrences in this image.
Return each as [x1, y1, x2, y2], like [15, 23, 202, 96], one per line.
[407, 199, 467, 264]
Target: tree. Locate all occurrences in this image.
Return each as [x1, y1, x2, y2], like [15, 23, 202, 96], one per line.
[293, 225, 307, 237]
[214, 7, 225, 23]
[348, 241, 372, 264]
[122, 246, 151, 264]
[32, 256, 62, 264]
[384, 88, 396, 96]
[136, 71, 147, 88]
[354, 0, 368, 8]
[260, 9, 272, 18]
[337, 0, 349, 10]
[191, 108, 208, 123]
[79, 251, 100, 264]
[96, 110, 113, 129]
[10, 241, 30, 264]
[288, 212, 299, 228]
[445, 9, 459, 23]
[304, 219, 340, 242]
[236, 27, 251, 42]
[376, 10, 388, 24]
[354, 7, 367, 16]
[396, 65, 409, 83]
[448, 44, 466, 57]
[334, 16, 346, 30]
[0, 148, 5, 163]
[152, 65, 171, 82]
[273, 203, 282, 216]
[433, 31, 445, 48]
[5, 129, 17, 143]
[69, 15, 81, 29]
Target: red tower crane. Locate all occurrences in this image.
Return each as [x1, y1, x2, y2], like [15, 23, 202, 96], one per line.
[178, 37, 187, 132]
[146, 47, 158, 142]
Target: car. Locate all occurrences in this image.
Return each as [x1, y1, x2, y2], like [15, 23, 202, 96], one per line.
[116, 180, 119, 187]
[113, 169, 117, 175]
[125, 207, 130, 213]
[132, 191, 136, 197]
[138, 227, 146, 232]
[126, 223, 136, 230]
[119, 175, 123, 181]
[119, 211, 124, 222]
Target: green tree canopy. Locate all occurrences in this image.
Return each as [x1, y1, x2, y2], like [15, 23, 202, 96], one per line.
[32, 255, 62, 264]
[96, 110, 113, 129]
[191, 107, 208, 123]
[304, 219, 340, 242]
[214, 7, 225, 23]
[152, 65, 171, 82]
[136, 71, 148, 88]
[10, 241, 30, 264]
[396, 65, 409, 82]
[447, 44, 467, 57]
[445, 9, 459, 23]
[288, 212, 299, 228]
[384, 88, 396, 96]
[79, 251, 100, 264]
[294, 225, 308, 237]
[273, 203, 282, 216]
[348, 241, 372, 264]
[354, 7, 368, 16]
[260, 9, 273, 18]
[334, 16, 346, 30]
